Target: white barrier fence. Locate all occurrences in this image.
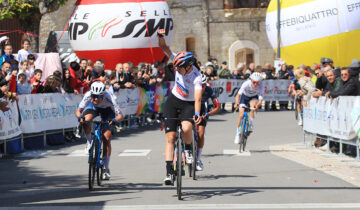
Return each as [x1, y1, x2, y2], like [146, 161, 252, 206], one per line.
[303, 96, 360, 140]
[1, 79, 294, 142]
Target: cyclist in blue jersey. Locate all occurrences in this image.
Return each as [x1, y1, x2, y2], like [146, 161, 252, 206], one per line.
[233, 72, 264, 144]
[157, 29, 202, 185]
[197, 74, 220, 170]
[75, 81, 123, 180]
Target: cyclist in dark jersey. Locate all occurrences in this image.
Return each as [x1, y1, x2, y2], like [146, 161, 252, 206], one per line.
[197, 74, 220, 171]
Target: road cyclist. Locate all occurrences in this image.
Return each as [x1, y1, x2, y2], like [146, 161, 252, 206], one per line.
[233, 72, 264, 145]
[196, 74, 220, 170]
[157, 29, 202, 185]
[75, 81, 123, 180]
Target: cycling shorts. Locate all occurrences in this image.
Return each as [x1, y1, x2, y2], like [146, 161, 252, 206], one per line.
[198, 103, 207, 127]
[83, 103, 115, 130]
[163, 92, 194, 133]
[240, 94, 259, 107]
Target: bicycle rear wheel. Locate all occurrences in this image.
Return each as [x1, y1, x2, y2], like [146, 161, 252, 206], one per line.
[96, 138, 104, 186]
[239, 118, 247, 153]
[176, 138, 182, 200]
[88, 146, 96, 191]
[294, 100, 298, 120]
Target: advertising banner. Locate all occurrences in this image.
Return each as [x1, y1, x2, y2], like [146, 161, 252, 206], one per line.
[0, 100, 22, 140]
[303, 96, 360, 140]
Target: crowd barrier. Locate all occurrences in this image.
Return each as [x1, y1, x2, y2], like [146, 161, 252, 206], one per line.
[0, 79, 293, 155]
[303, 96, 360, 159]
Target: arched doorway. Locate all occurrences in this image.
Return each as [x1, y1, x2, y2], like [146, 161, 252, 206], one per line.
[185, 36, 196, 55]
[229, 40, 260, 70]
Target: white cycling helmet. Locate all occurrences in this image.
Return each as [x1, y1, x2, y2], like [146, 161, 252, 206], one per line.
[90, 81, 106, 95]
[249, 72, 263, 82]
[201, 74, 207, 84]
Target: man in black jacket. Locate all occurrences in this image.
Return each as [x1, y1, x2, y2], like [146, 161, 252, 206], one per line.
[329, 68, 358, 98]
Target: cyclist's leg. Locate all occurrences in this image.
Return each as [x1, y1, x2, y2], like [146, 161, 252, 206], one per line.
[180, 101, 195, 163]
[249, 98, 258, 131]
[103, 129, 112, 170]
[99, 107, 115, 176]
[197, 125, 205, 170]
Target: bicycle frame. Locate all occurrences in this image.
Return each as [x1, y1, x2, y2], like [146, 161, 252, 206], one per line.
[93, 122, 104, 168]
[239, 107, 249, 137]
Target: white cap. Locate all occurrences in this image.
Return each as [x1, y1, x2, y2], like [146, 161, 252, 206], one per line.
[0, 36, 9, 43]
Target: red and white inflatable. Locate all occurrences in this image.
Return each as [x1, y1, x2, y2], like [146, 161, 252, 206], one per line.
[69, 0, 173, 68]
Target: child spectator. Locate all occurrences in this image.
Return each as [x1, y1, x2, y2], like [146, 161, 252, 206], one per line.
[27, 54, 36, 78]
[31, 69, 44, 94]
[16, 72, 32, 94]
[18, 60, 30, 80]
[0, 44, 15, 67]
[0, 61, 11, 82]
[8, 68, 18, 94]
[42, 75, 62, 93]
[0, 36, 10, 57]
[17, 39, 32, 67]
[68, 61, 89, 94]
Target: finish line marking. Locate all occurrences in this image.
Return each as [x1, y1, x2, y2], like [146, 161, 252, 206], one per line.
[223, 149, 251, 156]
[67, 150, 87, 157]
[4, 203, 360, 209]
[119, 149, 151, 157]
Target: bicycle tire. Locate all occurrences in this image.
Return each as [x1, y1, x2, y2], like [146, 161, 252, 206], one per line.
[241, 117, 249, 152]
[239, 117, 247, 153]
[294, 102, 298, 120]
[191, 129, 197, 180]
[88, 146, 96, 191]
[176, 137, 182, 200]
[96, 138, 104, 186]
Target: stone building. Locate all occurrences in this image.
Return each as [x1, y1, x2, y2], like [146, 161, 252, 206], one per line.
[38, 0, 275, 70]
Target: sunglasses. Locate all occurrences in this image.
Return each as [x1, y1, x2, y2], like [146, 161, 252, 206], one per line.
[252, 81, 260, 85]
[202, 84, 207, 88]
[91, 94, 102, 99]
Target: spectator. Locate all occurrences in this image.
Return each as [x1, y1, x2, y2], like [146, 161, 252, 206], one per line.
[31, 69, 44, 94]
[18, 60, 30, 80]
[247, 63, 255, 73]
[312, 66, 330, 98]
[79, 58, 88, 80]
[0, 61, 11, 82]
[328, 68, 358, 98]
[115, 63, 124, 81]
[278, 64, 290, 79]
[16, 72, 32, 94]
[323, 69, 342, 98]
[349, 59, 360, 80]
[205, 66, 216, 80]
[8, 68, 18, 94]
[118, 62, 135, 89]
[0, 79, 18, 106]
[231, 68, 244, 79]
[152, 61, 160, 77]
[0, 36, 10, 57]
[62, 69, 74, 93]
[309, 67, 317, 85]
[295, 68, 316, 104]
[17, 39, 32, 66]
[94, 59, 104, 68]
[164, 63, 175, 81]
[52, 70, 62, 81]
[69, 61, 88, 94]
[27, 54, 36, 78]
[134, 69, 148, 88]
[212, 59, 219, 75]
[218, 61, 231, 79]
[0, 44, 15, 67]
[42, 75, 62, 93]
[262, 63, 276, 79]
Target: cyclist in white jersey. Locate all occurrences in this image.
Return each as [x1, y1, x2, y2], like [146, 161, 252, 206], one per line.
[75, 81, 123, 180]
[233, 72, 264, 144]
[157, 29, 202, 185]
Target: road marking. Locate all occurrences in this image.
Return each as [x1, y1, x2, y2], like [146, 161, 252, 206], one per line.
[17, 150, 52, 158]
[3, 203, 360, 209]
[223, 149, 251, 156]
[119, 149, 151, 157]
[67, 150, 87, 157]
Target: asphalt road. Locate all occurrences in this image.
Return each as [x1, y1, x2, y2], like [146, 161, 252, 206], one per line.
[1, 111, 360, 209]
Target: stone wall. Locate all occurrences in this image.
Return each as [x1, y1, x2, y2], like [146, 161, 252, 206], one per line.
[39, 0, 275, 68]
[39, 0, 77, 53]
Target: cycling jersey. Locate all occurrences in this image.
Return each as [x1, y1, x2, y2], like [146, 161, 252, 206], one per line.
[170, 53, 202, 101]
[201, 86, 216, 103]
[237, 80, 264, 100]
[78, 90, 121, 115]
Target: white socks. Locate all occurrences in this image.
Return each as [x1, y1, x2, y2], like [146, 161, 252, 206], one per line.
[249, 117, 254, 126]
[298, 114, 302, 120]
[197, 148, 202, 161]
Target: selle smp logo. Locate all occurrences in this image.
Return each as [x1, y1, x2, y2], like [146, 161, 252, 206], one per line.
[69, 9, 173, 41]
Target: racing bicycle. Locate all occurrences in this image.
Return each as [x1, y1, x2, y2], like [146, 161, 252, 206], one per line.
[237, 105, 255, 153]
[88, 121, 107, 191]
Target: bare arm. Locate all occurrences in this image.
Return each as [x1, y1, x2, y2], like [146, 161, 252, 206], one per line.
[157, 29, 172, 58]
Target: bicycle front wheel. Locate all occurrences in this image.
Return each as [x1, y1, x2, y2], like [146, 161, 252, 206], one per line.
[96, 138, 104, 186]
[88, 146, 96, 191]
[191, 129, 197, 180]
[239, 118, 247, 153]
[176, 138, 182, 200]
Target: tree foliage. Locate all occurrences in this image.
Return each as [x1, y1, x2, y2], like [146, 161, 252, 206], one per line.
[0, 0, 67, 21]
